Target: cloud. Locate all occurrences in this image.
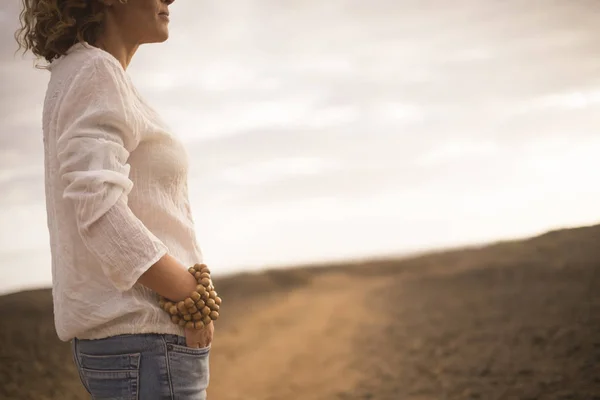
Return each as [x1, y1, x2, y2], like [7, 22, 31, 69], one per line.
[415, 141, 500, 167]
[218, 157, 340, 186]
[2, 0, 600, 293]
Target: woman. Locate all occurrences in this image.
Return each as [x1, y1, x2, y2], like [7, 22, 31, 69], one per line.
[15, 0, 219, 398]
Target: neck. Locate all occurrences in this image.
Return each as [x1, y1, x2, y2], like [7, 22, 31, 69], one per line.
[94, 23, 138, 70]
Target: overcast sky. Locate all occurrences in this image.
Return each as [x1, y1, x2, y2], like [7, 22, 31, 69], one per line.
[1, 0, 600, 294]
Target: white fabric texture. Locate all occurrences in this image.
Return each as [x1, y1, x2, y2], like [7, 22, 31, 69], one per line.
[43, 42, 203, 341]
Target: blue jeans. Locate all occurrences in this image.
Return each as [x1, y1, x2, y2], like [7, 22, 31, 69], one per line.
[71, 333, 210, 399]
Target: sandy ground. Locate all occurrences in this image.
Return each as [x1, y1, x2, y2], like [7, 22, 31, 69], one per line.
[1, 225, 599, 399]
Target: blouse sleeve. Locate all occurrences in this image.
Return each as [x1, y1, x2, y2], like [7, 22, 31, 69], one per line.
[55, 55, 168, 292]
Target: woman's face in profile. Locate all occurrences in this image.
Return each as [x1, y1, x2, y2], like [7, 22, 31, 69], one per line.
[109, 0, 175, 44]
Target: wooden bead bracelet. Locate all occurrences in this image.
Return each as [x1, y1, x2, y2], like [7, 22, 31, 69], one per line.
[158, 263, 222, 330]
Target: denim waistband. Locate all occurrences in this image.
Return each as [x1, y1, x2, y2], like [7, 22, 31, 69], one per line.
[73, 332, 188, 353]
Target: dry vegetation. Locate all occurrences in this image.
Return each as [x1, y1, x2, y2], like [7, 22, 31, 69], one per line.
[1, 224, 599, 399]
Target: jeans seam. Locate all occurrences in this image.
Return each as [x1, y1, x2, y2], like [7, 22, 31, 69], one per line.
[72, 339, 93, 395]
[135, 368, 140, 400]
[161, 335, 175, 399]
[166, 343, 211, 356]
[134, 352, 140, 400]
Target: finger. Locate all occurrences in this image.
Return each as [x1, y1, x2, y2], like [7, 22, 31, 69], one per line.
[197, 335, 210, 348]
[185, 331, 200, 348]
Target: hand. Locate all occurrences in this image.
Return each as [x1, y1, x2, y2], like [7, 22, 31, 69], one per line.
[185, 321, 214, 349]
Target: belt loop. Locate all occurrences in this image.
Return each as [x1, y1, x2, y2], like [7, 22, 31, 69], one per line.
[163, 334, 175, 345]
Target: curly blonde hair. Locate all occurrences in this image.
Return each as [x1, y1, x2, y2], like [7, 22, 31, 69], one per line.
[14, 0, 124, 66]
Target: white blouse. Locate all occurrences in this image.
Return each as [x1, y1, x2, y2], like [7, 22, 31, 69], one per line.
[43, 42, 202, 341]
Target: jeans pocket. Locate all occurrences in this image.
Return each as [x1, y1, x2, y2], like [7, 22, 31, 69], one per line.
[167, 343, 210, 399]
[78, 352, 141, 400]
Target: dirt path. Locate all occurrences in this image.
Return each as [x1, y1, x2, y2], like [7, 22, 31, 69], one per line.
[208, 271, 387, 400]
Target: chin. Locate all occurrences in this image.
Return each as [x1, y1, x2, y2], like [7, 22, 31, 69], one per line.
[143, 31, 169, 44]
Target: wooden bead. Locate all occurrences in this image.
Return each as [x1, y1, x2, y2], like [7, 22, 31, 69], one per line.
[194, 321, 205, 330]
[179, 302, 190, 314]
[215, 297, 222, 305]
[209, 311, 219, 320]
[209, 291, 217, 300]
[201, 306, 211, 316]
[183, 314, 192, 321]
[171, 315, 180, 324]
[192, 312, 203, 321]
[159, 298, 166, 308]
[185, 321, 195, 329]
[201, 291, 210, 301]
[184, 298, 195, 308]
[194, 263, 206, 272]
[212, 304, 220, 312]
[196, 299, 205, 309]
[206, 298, 216, 308]
[188, 267, 196, 274]
[196, 285, 207, 294]
[164, 301, 174, 311]
[169, 306, 178, 315]
[190, 291, 201, 302]
[194, 271, 202, 280]
[178, 319, 186, 327]
[202, 315, 212, 325]
[200, 278, 211, 287]
[200, 265, 210, 273]
[200, 272, 210, 280]
[188, 305, 198, 314]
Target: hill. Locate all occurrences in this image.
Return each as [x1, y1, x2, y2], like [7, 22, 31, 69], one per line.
[1, 224, 599, 399]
